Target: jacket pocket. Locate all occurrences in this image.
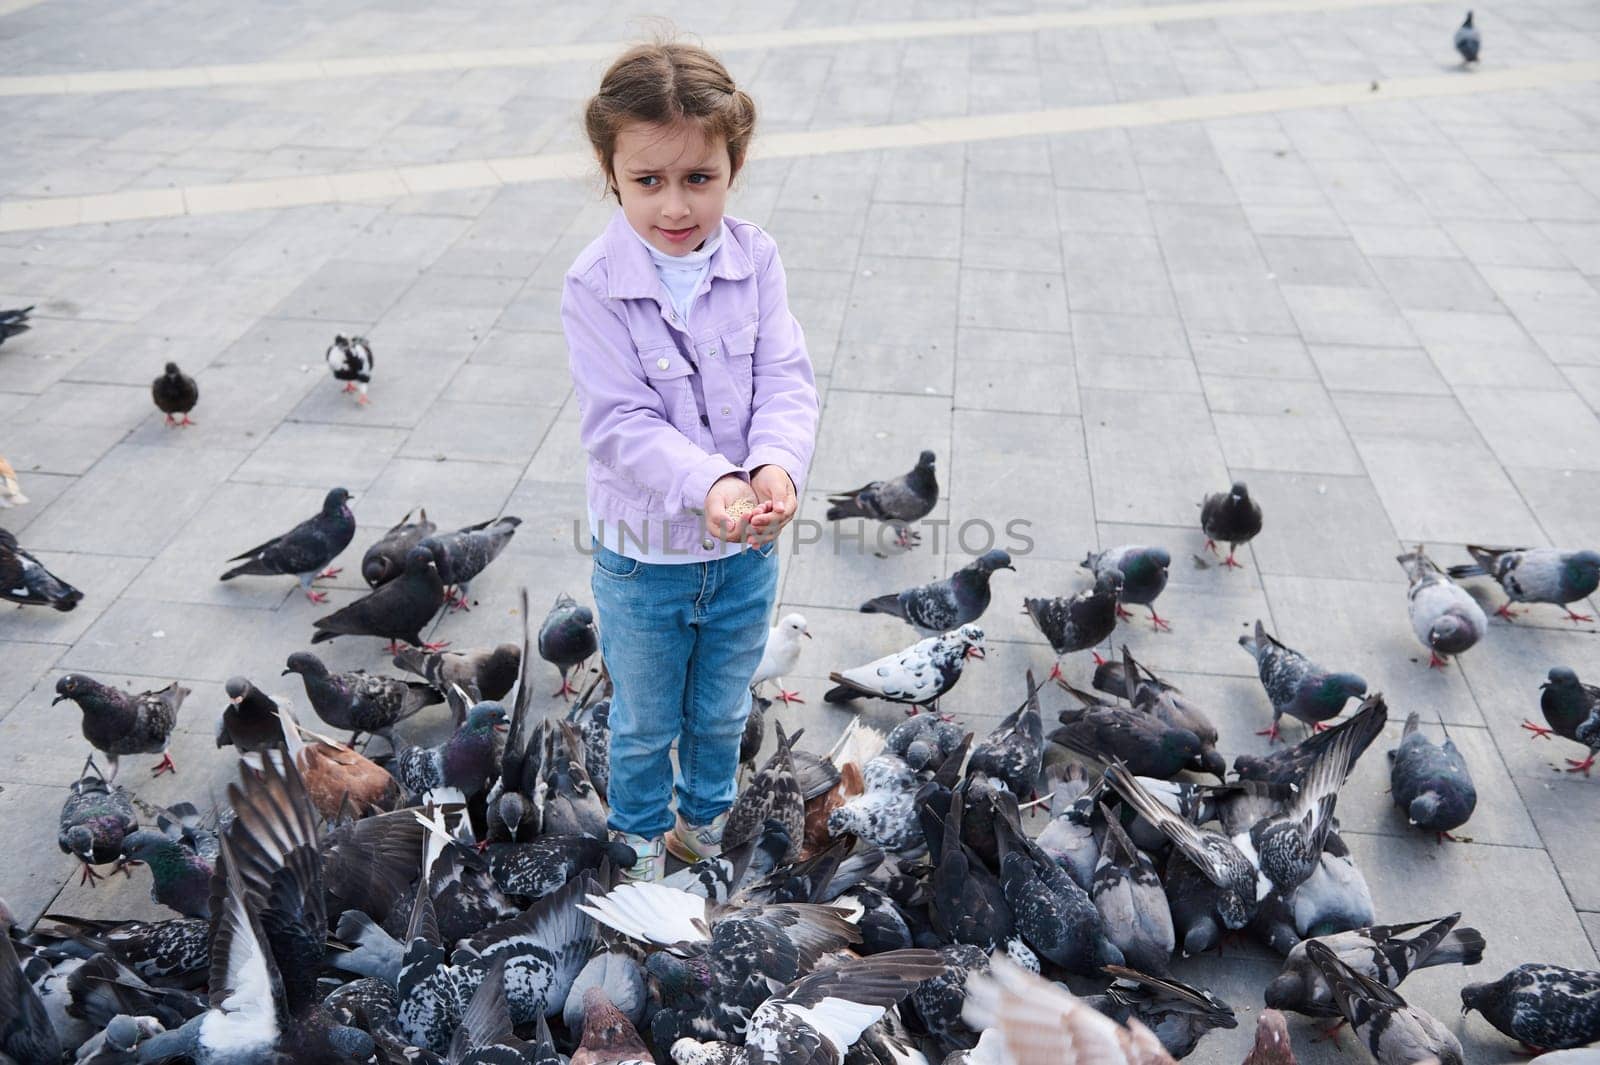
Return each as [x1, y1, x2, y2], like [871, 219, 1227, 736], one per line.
[640, 347, 701, 430]
[720, 322, 758, 394]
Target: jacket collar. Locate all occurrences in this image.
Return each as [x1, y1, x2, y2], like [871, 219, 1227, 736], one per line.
[602, 209, 753, 300]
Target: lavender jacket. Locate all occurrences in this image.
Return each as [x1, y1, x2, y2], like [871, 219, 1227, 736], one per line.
[563, 210, 819, 558]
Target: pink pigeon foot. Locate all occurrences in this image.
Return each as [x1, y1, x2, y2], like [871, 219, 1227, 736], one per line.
[79, 863, 104, 887]
[776, 689, 805, 704]
[316, 568, 341, 581]
[1566, 755, 1595, 776]
[305, 589, 329, 605]
[1522, 719, 1554, 740]
[1148, 608, 1171, 632]
[1567, 609, 1594, 623]
[150, 753, 176, 777]
[1256, 722, 1282, 743]
[1495, 603, 1521, 622]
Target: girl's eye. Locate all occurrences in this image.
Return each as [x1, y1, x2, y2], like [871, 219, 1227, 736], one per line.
[637, 176, 659, 188]
[687, 173, 710, 185]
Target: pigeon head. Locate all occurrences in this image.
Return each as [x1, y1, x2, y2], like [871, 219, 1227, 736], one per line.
[1229, 481, 1251, 502]
[1195, 747, 1227, 782]
[163, 361, 182, 377]
[1408, 791, 1443, 827]
[1428, 613, 1478, 656]
[955, 623, 986, 658]
[1545, 666, 1581, 692]
[778, 612, 810, 640]
[464, 701, 509, 734]
[283, 651, 329, 679]
[120, 829, 184, 868]
[326, 1023, 375, 1063]
[1459, 975, 1499, 1017]
[224, 676, 253, 703]
[1262, 970, 1307, 1011]
[1316, 673, 1368, 708]
[917, 450, 936, 468]
[1250, 1009, 1293, 1059]
[52, 673, 97, 705]
[1162, 728, 1204, 765]
[62, 824, 96, 863]
[496, 791, 526, 836]
[973, 549, 1014, 573]
[827, 805, 861, 838]
[104, 1014, 146, 1051]
[322, 487, 353, 514]
[404, 546, 436, 573]
[1093, 570, 1124, 598]
[645, 950, 712, 999]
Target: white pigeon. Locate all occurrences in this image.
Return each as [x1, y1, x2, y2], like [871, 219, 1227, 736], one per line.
[751, 613, 810, 704]
[823, 624, 985, 713]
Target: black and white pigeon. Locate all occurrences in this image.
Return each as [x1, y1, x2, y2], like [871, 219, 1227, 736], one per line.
[219, 486, 356, 604]
[484, 833, 635, 903]
[722, 720, 806, 862]
[282, 650, 442, 751]
[538, 591, 597, 698]
[214, 676, 284, 753]
[1234, 695, 1389, 785]
[362, 506, 436, 587]
[1092, 808, 1174, 976]
[860, 549, 1013, 634]
[1532, 666, 1600, 775]
[28, 913, 210, 990]
[663, 820, 792, 903]
[666, 949, 945, 1065]
[1388, 712, 1476, 840]
[0, 526, 83, 611]
[1461, 963, 1600, 1053]
[1307, 940, 1464, 1065]
[0, 304, 33, 346]
[312, 544, 447, 651]
[1448, 544, 1600, 623]
[57, 754, 139, 887]
[1023, 570, 1123, 681]
[1240, 620, 1368, 742]
[1083, 966, 1238, 1060]
[1266, 913, 1485, 1020]
[1200, 481, 1263, 569]
[327, 334, 375, 404]
[827, 753, 927, 854]
[825, 449, 939, 550]
[884, 711, 968, 774]
[422, 515, 522, 611]
[1398, 546, 1485, 668]
[968, 670, 1045, 798]
[992, 800, 1122, 974]
[823, 624, 985, 712]
[1454, 10, 1480, 63]
[53, 674, 188, 780]
[151, 362, 198, 428]
[396, 642, 521, 708]
[1084, 545, 1172, 631]
[751, 612, 810, 705]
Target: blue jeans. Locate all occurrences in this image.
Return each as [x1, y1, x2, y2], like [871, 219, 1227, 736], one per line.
[590, 537, 779, 838]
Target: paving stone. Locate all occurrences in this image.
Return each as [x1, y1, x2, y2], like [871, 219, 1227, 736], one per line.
[832, 339, 956, 395]
[1063, 232, 1178, 318]
[0, 781, 74, 926]
[1455, 387, 1600, 472]
[1353, 437, 1546, 546]
[954, 354, 1078, 416]
[1083, 388, 1230, 527]
[1507, 466, 1600, 548]
[0, 639, 66, 719]
[1239, 469, 1404, 584]
[806, 390, 951, 496]
[1308, 344, 1451, 395]
[232, 421, 408, 489]
[960, 268, 1070, 333]
[399, 399, 557, 467]
[1281, 284, 1420, 347]
[1204, 377, 1363, 477]
[1171, 272, 1299, 336]
[1259, 235, 1378, 288]
[1190, 332, 1317, 381]
[948, 409, 1094, 563]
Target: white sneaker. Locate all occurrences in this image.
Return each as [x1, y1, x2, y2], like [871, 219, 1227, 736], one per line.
[664, 809, 729, 864]
[612, 831, 666, 884]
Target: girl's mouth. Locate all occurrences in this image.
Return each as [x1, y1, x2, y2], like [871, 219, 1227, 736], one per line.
[657, 225, 697, 244]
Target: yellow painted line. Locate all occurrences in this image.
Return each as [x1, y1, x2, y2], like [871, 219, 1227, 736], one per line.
[0, 0, 1457, 97]
[2, 59, 1594, 234]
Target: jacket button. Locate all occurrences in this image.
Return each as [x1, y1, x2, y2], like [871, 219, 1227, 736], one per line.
[721, 406, 731, 416]
[657, 357, 669, 370]
[701, 537, 715, 550]
[708, 347, 719, 358]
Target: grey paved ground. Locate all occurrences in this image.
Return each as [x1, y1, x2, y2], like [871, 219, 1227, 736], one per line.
[2, 0, 1600, 1061]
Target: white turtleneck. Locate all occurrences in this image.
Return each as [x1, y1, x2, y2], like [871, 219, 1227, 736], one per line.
[631, 221, 726, 322]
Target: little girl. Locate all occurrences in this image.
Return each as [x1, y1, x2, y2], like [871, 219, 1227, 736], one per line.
[564, 41, 819, 881]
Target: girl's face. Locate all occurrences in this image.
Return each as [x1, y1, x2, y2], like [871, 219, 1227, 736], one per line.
[611, 121, 734, 257]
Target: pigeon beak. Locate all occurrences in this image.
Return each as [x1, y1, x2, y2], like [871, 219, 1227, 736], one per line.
[966, 646, 986, 659]
[802, 631, 812, 639]
[280, 668, 293, 676]
[51, 694, 66, 705]
[229, 696, 243, 706]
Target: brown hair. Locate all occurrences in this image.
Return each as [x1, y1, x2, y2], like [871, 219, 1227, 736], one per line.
[584, 40, 757, 201]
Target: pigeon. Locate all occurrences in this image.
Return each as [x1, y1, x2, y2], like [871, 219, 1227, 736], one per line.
[485, 834, 638, 901]
[282, 649, 442, 751]
[327, 333, 375, 404]
[118, 827, 215, 920]
[1266, 913, 1485, 1021]
[362, 506, 436, 587]
[1398, 547, 1485, 668]
[1083, 967, 1238, 1060]
[219, 486, 356, 604]
[751, 612, 811, 704]
[860, 549, 1014, 634]
[666, 949, 945, 1064]
[992, 802, 1122, 974]
[272, 698, 401, 820]
[1234, 695, 1389, 785]
[1306, 940, 1463, 1065]
[538, 591, 598, 697]
[823, 624, 986, 712]
[0, 526, 83, 610]
[1091, 808, 1175, 976]
[423, 515, 522, 611]
[1461, 963, 1600, 1053]
[311, 544, 448, 651]
[150, 361, 198, 428]
[0, 907, 63, 1065]
[721, 719, 806, 862]
[573, 985, 652, 1064]
[0, 304, 33, 346]
[395, 700, 509, 802]
[215, 675, 284, 753]
[564, 951, 647, 1033]
[1200, 481, 1262, 569]
[395, 642, 521, 708]
[967, 671, 1045, 798]
[929, 782, 1016, 955]
[1532, 667, 1600, 775]
[825, 449, 939, 549]
[73, 1013, 166, 1064]
[1447, 545, 1600, 623]
[1242, 1010, 1296, 1065]
[962, 954, 1178, 1065]
[1035, 763, 1103, 890]
[1022, 571, 1122, 681]
[57, 755, 138, 886]
[1454, 11, 1480, 63]
[52, 674, 188, 780]
[1050, 691, 1205, 781]
[1097, 646, 1227, 781]
[827, 752, 927, 854]
[1240, 620, 1368, 742]
[884, 710, 968, 773]
[28, 913, 210, 989]
[1084, 545, 1172, 631]
[1388, 712, 1476, 840]
[542, 721, 607, 839]
[0, 455, 26, 507]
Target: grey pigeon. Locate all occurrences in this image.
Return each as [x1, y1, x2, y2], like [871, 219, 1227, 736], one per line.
[1234, 696, 1389, 785]
[151, 361, 198, 428]
[215, 676, 283, 753]
[823, 624, 986, 712]
[395, 642, 521, 709]
[721, 720, 806, 862]
[283, 650, 442, 750]
[0, 910, 62, 1065]
[1200, 481, 1262, 569]
[1388, 712, 1476, 839]
[860, 549, 1013, 634]
[1050, 687, 1205, 781]
[311, 544, 447, 651]
[563, 950, 647, 1032]
[1023, 570, 1122, 681]
[327, 333, 374, 403]
[1098, 645, 1227, 781]
[1399, 546, 1485, 668]
[1462, 963, 1600, 1053]
[219, 485, 355, 603]
[1084, 544, 1172, 630]
[538, 591, 598, 698]
[394, 701, 508, 801]
[362, 506, 435, 587]
[74, 1013, 165, 1064]
[1240, 620, 1368, 742]
[1532, 666, 1600, 775]
[1454, 10, 1480, 62]
[993, 805, 1122, 975]
[53, 674, 187, 780]
[1266, 913, 1485, 1020]
[1307, 940, 1463, 1065]
[1092, 809, 1174, 976]
[884, 711, 968, 773]
[0, 526, 83, 611]
[0, 304, 33, 346]
[825, 449, 939, 550]
[422, 514, 521, 611]
[967, 670, 1045, 798]
[1035, 763, 1102, 890]
[57, 755, 138, 886]
[1448, 544, 1600, 622]
[1083, 967, 1237, 1060]
[119, 827, 214, 920]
